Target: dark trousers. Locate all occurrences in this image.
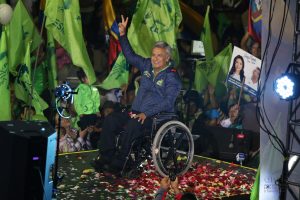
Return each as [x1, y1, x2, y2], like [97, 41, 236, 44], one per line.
[98, 111, 153, 164]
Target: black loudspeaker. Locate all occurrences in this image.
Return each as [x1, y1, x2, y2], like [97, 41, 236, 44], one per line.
[194, 126, 256, 162]
[0, 121, 57, 200]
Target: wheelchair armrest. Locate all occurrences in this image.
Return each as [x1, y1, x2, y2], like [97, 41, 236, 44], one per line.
[152, 112, 178, 128]
[153, 112, 178, 120]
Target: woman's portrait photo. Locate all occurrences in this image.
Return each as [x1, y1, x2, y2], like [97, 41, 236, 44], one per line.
[229, 55, 245, 82]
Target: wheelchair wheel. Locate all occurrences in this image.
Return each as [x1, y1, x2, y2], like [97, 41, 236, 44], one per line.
[152, 120, 194, 177]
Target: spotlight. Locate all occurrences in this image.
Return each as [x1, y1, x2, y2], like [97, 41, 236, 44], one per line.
[274, 73, 300, 100]
[288, 155, 299, 172]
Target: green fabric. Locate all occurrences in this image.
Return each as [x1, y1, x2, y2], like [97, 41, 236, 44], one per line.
[207, 43, 232, 86]
[216, 13, 231, 40]
[194, 60, 209, 93]
[33, 61, 48, 95]
[201, 6, 214, 61]
[7, 0, 42, 75]
[0, 26, 11, 120]
[194, 43, 232, 93]
[74, 83, 100, 115]
[250, 167, 260, 200]
[100, 52, 129, 90]
[127, 0, 182, 64]
[46, 31, 58, 90]
[31, 114, 48, 121]
[44, 0, 96, 84]
[14, 43, 48, 119]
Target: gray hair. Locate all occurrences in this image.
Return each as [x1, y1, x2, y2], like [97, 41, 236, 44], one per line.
[153, 41, 172, 59]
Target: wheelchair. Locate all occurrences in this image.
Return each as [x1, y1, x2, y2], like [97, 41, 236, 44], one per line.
[118, 112, 194, 179]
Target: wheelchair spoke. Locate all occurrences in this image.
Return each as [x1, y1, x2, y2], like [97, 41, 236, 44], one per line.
[152, 120, 194, 177]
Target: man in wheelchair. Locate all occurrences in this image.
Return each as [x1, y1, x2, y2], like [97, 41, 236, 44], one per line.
[94, 15, 182, 174]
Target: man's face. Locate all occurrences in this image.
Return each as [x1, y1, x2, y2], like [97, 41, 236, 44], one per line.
[252, 68, 260, 82]
[151, 47, 170, 71]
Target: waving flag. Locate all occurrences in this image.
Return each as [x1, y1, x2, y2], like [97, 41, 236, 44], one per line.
[100, 52, 129, 90]
[103, 0, 119, 40]
[46, 31, 58, 90]
[44, 0, 96, 84]
[0, 26, 11, 120]
[248, 0, 262, 42]
[7, 0, 42, 74]
[14, 43, 48, 118]
[127, 0, 182, 64]
[201, 6, 214, 61]
[194, 43, 232, 92]
[103, 0, 122, 68]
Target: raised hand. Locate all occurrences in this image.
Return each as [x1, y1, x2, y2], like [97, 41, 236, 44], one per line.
[118, 15, 129, 36]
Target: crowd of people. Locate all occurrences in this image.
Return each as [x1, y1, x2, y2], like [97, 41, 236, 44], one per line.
[2, 1, 262, 199]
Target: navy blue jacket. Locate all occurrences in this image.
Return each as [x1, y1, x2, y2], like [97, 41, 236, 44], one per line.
[119, 35, 182, 117]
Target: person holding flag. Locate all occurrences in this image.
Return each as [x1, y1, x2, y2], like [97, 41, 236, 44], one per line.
[94, 15, 182, 173]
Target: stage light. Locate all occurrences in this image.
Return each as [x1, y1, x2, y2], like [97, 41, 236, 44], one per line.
[274, 73, 300, 100]
[288, 155, 299, 172]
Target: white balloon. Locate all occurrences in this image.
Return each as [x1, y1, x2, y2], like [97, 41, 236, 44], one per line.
[0, 4, 13, 25]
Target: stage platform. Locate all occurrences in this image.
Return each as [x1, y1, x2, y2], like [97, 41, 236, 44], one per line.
[55, 150, 256, 200]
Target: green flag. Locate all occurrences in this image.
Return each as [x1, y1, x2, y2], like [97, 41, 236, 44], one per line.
[7, 0, 42, 74]
[127, 0, 182, 64]
[201, 6, 214, 61]
[207, 43, 232, 86]
[44, 0, 96, 84]
[100, 52, 129, 90]
[0, 26, 11, 120]
[73, 83, 100, 115]
[14, 43, 48, 119]
[33, 60, 47, 95]
[46, 31, 58, 90]
[194, 60, 209, 93]
[250, 168, 260, 200]
[194, 43, 232, 93]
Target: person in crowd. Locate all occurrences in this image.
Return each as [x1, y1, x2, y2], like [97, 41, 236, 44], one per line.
[241, 32, 261, 59]
[246, 67, 261, 88]
[183, 90, 203, 130]
[155, 177, 197, 200]
[74, 69, 100, 117]
[56, 114, 93, 153]
[220, 104, 242, 129]
[94, 15, 182, 173]
[229, 55, 245, 82]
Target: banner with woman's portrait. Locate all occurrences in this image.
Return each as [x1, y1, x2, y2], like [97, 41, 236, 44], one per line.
[227, 46, 261, 95]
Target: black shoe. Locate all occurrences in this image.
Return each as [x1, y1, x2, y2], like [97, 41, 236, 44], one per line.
[107, 158, 125, 175]
[92, 156, 112, 172]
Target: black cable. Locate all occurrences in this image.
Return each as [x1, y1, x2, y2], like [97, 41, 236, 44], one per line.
[255, 0, 282, 153]
[255, 0, 290, 155]
[260, 0, 291, 154]
[34, 167, 49, 200]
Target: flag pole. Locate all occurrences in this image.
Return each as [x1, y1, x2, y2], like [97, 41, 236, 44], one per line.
[237, 78, 245, 107]
[29, 13, 46, 120]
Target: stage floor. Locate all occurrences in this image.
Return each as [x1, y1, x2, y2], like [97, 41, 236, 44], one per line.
[56, 150, 256, 200]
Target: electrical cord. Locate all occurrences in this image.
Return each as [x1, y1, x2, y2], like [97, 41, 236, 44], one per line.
[260, 0, 291, 154]
[34, 166, 49, 200]
[255, 0, 291, 156]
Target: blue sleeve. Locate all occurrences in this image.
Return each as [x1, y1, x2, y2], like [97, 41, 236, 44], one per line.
[154, 188, 168, 200]
[144, 72, 182, 117]
[119, 34, 149, 72]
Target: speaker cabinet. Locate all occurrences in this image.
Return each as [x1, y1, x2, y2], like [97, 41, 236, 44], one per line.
[0, 121, 57, 200]
[194, 125, 255, 162]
